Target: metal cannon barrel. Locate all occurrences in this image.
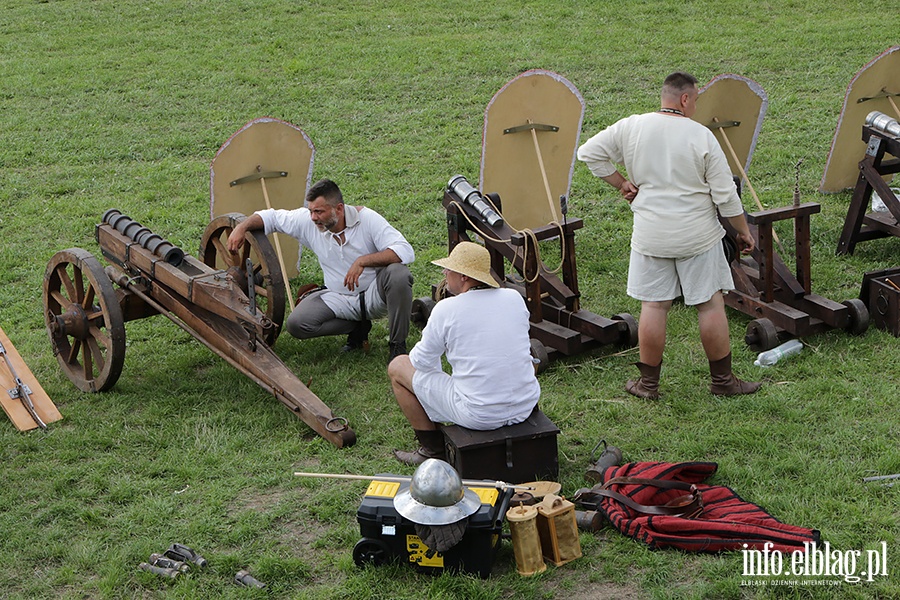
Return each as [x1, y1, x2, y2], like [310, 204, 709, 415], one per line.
[447, 175, 504, 227]
[866, 111, 900, 137]
[101, 209, 185, 267]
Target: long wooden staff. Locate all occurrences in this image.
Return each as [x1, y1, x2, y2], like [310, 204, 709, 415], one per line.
[256, 166, 295, 311]
[886, 95, 900, 121]
[526, 119, 561, 223]
[712, 117, 786, 256]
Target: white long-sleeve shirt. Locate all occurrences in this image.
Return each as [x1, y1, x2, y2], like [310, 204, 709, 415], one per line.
[410, 287, 540, 429]
[258, 204, 414, 319]
[577, 112, 744, 258]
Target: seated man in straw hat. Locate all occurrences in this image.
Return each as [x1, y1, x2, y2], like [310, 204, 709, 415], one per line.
[387, 242, 541, 465]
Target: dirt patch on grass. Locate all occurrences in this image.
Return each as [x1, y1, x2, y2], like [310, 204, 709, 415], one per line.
[541, 571, 649, 600]
[234, 487, 289, 512]
[279, 518, 331, 557]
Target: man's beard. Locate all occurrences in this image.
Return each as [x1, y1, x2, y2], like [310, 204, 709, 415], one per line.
[316, 214, 338, 231]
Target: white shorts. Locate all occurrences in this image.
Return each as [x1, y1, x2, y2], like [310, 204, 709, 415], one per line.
[411, 369, 471, 426]
[626, 242, 734, 306]
[411, 369, 506, 431]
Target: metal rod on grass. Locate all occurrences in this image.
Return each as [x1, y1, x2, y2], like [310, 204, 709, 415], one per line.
[862, 473, 900, 482]
[293, 471, 535, 491]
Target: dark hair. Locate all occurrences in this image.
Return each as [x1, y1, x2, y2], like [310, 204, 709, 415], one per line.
[305, 179, 343, 206]
[662, 71, 698, 95]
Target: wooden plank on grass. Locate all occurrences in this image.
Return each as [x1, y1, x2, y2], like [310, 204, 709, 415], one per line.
[0, 326, 62, 431]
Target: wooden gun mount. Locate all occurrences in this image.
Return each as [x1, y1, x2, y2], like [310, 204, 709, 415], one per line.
[423, 188, 637, 367]
[837, 126, 900, 255]
[43, 211, 355, 448]
[721, 203, 869, 351]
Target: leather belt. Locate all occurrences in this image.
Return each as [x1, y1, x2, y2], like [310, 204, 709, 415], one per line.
[573, 477, 703, 518]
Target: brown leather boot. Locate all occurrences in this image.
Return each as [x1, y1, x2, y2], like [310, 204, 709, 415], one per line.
[709, 353, 761, 396]
[393, 429, 446, 466]
[625, 361, 661, 399]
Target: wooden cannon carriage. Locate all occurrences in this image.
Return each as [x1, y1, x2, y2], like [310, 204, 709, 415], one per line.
[43, 209, 355, 448]
[836, 113, 900, 255]
[819, 46, 900, 254]
[720, 200, 869, 350]
[412, 71, 638, 367]
[431, 176, 638, 366]
[697, 74, 869, 350]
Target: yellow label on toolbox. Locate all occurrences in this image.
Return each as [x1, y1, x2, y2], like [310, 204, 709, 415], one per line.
[406, 535, 444, 567]
[469, 486, 499, 506]
[365, 480, 401, 498]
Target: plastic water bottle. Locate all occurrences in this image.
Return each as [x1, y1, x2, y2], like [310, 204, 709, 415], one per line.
[754, 339, 803, 367]
[872, 187, 900, 212]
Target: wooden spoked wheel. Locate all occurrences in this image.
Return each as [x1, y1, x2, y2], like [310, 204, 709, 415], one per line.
[200, 213, 286, 346]
[44, 248, 126, 392]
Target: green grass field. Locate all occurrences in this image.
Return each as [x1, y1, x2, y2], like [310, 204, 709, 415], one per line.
[1, 1, 899, 598]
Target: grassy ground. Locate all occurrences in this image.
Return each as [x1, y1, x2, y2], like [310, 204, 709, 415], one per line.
[1, 1, 899, 598]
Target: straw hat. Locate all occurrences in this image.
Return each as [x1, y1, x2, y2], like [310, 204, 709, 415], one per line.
[431, 242, 499, 288]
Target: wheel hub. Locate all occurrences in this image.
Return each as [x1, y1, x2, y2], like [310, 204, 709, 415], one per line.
[49, 304, 91, 340]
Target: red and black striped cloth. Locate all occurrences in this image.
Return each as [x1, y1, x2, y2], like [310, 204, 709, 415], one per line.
[578, 461, 819, 553]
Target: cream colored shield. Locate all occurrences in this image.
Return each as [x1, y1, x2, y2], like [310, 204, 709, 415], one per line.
[693, 74, 768, 178]
[210, 117, 315, 277]
[480, 70, 585, 231]
[820, 46, 900, 192]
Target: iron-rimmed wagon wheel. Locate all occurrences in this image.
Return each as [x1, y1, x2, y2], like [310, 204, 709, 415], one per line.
[200, 213, 286, 346]
[43, 248, 126, 392]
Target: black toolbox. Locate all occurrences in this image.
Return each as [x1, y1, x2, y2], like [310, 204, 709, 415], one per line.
[354, 477, 513, 578]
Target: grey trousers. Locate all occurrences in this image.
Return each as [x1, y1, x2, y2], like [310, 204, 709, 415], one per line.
[285, 263, 413, 346]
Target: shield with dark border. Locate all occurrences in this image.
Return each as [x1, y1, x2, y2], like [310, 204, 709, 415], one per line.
[693, 73, 768, 179]
[210, 117, 315, 277]
[480, 70, 585, 231]
[820, 46, 900, 192]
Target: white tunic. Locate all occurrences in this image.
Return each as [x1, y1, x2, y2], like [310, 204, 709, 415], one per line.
[577, 112, 745, 258]
[410, 287, 540, 429]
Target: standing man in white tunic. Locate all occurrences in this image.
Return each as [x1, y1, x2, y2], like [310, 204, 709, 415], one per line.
[387, 242, 541, 465]
[577, 71, 760, 398]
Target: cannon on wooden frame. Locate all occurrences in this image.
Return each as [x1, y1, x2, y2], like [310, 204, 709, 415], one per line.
[836, 112, 900, 255]
[421, 177, 638, 368]
[410, 71, 637, 368]
[821, 46, 900, 254]
[43, 209, 355, 448]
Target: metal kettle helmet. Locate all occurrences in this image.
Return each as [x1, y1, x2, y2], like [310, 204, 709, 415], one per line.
[393, 459, 481, 525]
